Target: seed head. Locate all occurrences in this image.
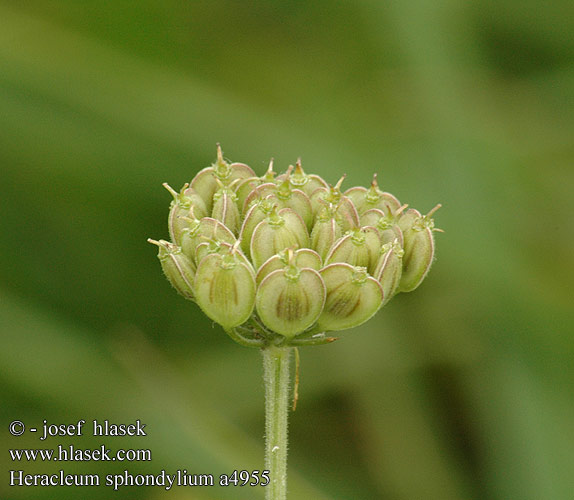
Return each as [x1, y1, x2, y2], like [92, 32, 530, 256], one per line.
[149, 146, 441, 346]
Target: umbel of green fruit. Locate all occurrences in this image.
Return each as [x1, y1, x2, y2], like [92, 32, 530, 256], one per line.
[149, 146, 441, 348]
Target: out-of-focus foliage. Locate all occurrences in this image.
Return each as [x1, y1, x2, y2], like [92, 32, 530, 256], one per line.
[1, 1, 573, 499]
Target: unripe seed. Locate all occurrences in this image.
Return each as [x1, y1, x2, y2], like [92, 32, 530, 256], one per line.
[250, 207, 310, 269]
[398, 205, 441, 292]
[256, 265, 325, 338]
[325, 226, 381, 275]
[189, 169, 218, 211]
[195, 240, 251, 269]
[190, 145, 255, 212]
[276, 159, 328, 196]
[309, 175, 346, 216]
[180, 216, 236, 264]
[235, 178, 261, 211]
[361, 208, 405, 246]
[334, 198, 360, 233]
[256, 247, 321, 284]
[361, 204, 405, 229]
[211, 183, 241, 235]
[194, 251, 256, 330]
[380, 224, 404, 246]
[310, 204, 343, 261]
[344, 174, 402, 215]
[164, 183, 207, 245]
[361, 204, 408, 245]
[317, 264, 383, 332]
[232, 158, 275, 210]
[272, 174, 313, 230]
[148, 239, 195, 301]
[360, 207, 384, 227]
[242, 182, 277, 214]
[374, 239, 404, 304]
[239, 197, 275, 257]
[311, 186, 359, 232]
[241, 173, 313, 230]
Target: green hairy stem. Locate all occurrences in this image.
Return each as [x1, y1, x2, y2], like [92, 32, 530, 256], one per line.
[262, 345, 292, 500]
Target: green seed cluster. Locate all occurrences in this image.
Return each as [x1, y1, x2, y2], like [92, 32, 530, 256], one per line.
[149, 146, 440, 347]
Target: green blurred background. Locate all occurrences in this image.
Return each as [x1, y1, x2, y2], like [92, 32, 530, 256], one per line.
[1, 1, 573, 499]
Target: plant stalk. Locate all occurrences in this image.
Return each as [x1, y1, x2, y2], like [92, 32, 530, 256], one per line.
[262, 345, 292, 500]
